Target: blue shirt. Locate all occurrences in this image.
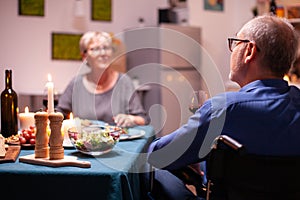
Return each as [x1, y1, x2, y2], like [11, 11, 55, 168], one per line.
[148, 79, 300, 170]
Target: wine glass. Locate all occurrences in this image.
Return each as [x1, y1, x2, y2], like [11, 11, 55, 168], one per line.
[189, 90, 208, 114]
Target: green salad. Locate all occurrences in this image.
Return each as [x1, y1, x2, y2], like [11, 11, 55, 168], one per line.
[73, 128, 118, 152]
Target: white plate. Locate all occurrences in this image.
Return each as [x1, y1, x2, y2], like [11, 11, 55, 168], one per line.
[63, 139, 74, 148]
[119, 129, 145, 140]
[63, 133, 74, 148]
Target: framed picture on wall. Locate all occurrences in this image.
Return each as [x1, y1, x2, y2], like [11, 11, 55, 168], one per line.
[169, 0, 187, 8]
[51, 33, 83, 61]
[204, 0, 224, 12]
[91, 0, 112, 21]
[18, 0, 45, 16]
[286, 4, 300, 21]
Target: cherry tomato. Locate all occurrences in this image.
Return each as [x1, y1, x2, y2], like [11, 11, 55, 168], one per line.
[29, 138, 35, 145]
[23, 132, 31, 141]
[19, 136, 26, 144]
[30, 133, 36, 139]
[27, 129, 32, 135]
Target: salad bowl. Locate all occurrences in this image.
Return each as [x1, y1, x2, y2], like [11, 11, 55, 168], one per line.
[68, 125, 121, 156]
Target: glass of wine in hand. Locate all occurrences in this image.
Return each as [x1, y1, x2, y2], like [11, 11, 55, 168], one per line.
[189, 90, 208, 114]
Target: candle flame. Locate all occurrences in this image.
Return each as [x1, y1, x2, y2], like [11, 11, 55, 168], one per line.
[70, 112, 73, 120]
[25, 106, 29, 113]
[283, 75, 290, 82]
[47, 73, 52, 82]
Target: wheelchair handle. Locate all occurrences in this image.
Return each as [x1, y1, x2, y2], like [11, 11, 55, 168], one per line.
[216, 135, 243, 151]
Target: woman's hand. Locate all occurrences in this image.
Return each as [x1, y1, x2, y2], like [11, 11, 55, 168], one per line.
[113, 114, 136, 127]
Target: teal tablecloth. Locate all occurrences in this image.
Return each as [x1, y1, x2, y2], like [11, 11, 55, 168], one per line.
[0, 125, 155, 200]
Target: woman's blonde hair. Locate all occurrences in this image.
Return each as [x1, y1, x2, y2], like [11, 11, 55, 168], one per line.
[79, 31, 112, 54]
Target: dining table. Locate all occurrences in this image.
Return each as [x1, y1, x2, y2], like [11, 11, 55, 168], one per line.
[0, 124, 155, 200]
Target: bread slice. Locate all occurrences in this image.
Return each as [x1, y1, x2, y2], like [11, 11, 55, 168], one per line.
[0, 135, 7, 158]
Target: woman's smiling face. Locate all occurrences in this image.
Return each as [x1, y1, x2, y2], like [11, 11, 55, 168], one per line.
[85, 36, 113, 70]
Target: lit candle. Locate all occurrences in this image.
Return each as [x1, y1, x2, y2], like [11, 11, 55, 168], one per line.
[62, 112, 74, 147]
[283, 75, 290, 85]
[69, 112, 74, 121]
[19, 106, 35, 130]
[46, 73, 54, 113]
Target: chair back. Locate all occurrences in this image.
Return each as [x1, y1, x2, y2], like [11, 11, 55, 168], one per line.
[206, 135, 300, 200]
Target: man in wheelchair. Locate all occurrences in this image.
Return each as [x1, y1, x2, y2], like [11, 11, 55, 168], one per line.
[147, 14, 300, 200]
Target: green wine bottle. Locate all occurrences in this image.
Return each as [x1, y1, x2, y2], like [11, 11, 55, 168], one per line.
[1, 69, 18, 137]
[270, 0, 277, 15]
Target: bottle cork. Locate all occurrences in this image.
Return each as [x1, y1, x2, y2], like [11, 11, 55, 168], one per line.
[34, 111, 49, 158]
[48, 112, 64, 160]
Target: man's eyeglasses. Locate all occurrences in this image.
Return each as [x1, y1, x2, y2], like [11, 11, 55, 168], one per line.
[228, 38, 250, 52]
[84, 46, 112, 55]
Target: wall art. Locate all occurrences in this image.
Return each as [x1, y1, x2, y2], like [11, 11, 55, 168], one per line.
[19, 0, 44, 16]
[52, 33, 82, 61]
[91, 0, 112, 21]
[286, 4, 300, 22]
[204, 0, 224, 12]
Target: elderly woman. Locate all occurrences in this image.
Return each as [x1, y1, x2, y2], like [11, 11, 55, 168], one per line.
[56, 31, 149, 127]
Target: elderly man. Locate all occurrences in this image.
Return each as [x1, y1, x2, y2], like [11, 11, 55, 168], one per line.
[148, 14, 300, 200]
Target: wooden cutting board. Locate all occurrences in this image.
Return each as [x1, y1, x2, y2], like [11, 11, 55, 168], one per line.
[19, 154, 91, 168]
[0, 145, 21, 163]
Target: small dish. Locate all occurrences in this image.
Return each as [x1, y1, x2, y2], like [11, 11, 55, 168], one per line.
[21, 143, 35, 150]
[120, 129, 145, 140]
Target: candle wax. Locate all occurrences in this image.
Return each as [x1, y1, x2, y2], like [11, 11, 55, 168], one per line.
[19, 106, 35, 130]
[47, 74, 54, 113]
[61, 113, 74, 147]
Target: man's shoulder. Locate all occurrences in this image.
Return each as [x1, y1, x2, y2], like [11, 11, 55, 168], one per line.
[209, 91, 255, 111]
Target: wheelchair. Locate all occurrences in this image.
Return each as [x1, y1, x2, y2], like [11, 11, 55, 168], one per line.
[147, 135, 300, 200]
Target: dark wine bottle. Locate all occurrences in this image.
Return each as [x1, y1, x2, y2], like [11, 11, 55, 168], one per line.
[270, 0, 277, 15]
[1, 69, 18, 137]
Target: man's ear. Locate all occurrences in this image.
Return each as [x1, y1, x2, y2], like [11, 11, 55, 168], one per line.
[244, 42, 257, 63]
